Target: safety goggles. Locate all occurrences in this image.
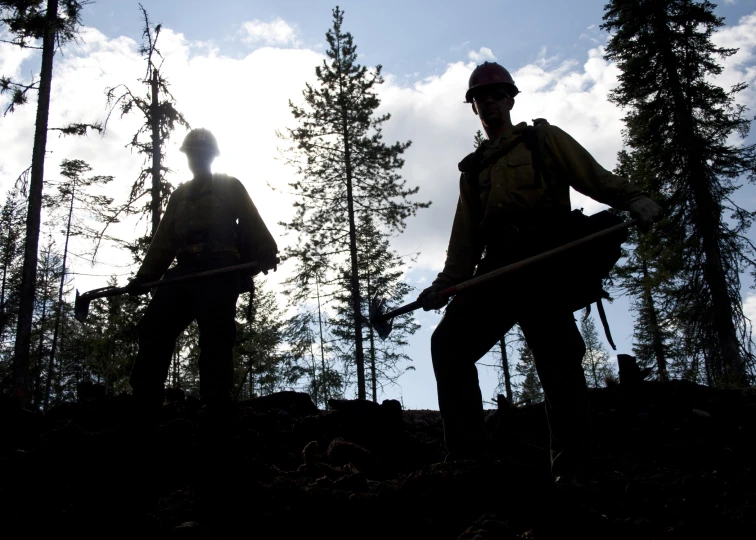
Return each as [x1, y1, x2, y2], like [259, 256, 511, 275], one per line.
[471, 86, 510, 103]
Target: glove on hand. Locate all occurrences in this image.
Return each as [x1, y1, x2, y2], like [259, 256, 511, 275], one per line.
[259, 250, 279, 275]
[628, 196, 663, 232]
[126, 276, 150, 297]
[418, 285, 449, 312]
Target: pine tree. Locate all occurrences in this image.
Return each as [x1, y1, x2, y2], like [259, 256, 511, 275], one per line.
[284, 307, 342, 408]
[280, 245, 338, 407]
[29, 233, 62, 407]
[496, 333, 515, 403]
[602, 0, 756, 386]
[40, 159, 114, 407]
[0, 0, 91, 405]
[0, 187, 25, 367]
[612, 150, 678, 381]
[104, 4, 189, 260]
[279, 7, 429, 399]
[580, 315, 615, 388]
[330, 214, 418, 401]
[513, 327, 543, 404]
[233, 281, 298, 399]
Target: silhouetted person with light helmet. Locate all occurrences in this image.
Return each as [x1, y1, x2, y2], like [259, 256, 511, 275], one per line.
[127, 128, 278, 412]
[419, 62, 662, 483]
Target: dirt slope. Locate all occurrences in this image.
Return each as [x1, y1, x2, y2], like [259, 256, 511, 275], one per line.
[2, 381, 755, 538]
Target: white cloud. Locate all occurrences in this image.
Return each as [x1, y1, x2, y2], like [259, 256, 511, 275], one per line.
[0, 30, 35, 77]
[712, 12, 756, 110]
[240, 18, 300, 47]
[744, 294, 756, 325]
[468, 47, 496, 63]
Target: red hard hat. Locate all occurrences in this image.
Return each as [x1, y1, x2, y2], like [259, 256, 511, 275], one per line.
[465, 62, 519, 103]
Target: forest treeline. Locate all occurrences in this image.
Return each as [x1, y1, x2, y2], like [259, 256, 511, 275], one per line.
[1, 0, 754, 410]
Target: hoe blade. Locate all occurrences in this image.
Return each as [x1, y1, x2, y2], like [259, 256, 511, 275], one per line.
[369, 294, 393, 340]
[74, 289, 91, 323]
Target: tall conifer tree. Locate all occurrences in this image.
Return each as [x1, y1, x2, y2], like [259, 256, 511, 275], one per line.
[0, 187, 25, 361]
[41, 159, 114, 407]
[580, 315, 615, 388]
[280, 7, 428, 399]
[104, 4, 189, 259]
[331, 215, 418, 401]
[513, 328, 543, 404]
[603, 0, 756, 385]
[1, 0, 89, 405]
[612, 151, 678, 381]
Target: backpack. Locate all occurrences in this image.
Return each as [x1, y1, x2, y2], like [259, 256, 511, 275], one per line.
[458, 121, 628, 349]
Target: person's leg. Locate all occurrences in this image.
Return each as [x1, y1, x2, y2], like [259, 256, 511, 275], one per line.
[519, 309, 589, 478]
[130, 276, 194, 403]
[431, 289, 516, 458]
[195, 275, 239, 402]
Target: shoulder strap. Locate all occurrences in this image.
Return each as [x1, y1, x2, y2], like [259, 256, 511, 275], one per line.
[524, 121, 552, 189]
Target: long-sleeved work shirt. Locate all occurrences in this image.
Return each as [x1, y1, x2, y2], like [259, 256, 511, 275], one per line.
[137, 173, 277, 281]
[433, 122, 644, 289]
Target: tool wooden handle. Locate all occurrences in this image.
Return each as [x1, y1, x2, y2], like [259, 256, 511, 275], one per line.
[78, 259, 274, 302]
[140, 260, 265, 289]
[371, 218, 635, 324]
[452, 218, 636, 295]
[375, 299, 423, 322]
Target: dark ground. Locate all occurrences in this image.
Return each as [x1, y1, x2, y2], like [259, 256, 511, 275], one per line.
[2, 381, 756, 539]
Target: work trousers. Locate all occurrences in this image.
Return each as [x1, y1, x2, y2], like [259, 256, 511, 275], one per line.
[129, 262, 240, 402]
[431, 265, 589, 475]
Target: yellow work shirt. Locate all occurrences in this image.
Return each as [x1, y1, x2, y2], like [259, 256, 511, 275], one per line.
[433, 122, 644, 289]
[137, 174, 277, 281]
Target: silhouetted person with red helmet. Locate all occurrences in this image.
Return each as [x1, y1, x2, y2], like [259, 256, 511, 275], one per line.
[127, 128, 278, 412]
[419, 62, 662, 483]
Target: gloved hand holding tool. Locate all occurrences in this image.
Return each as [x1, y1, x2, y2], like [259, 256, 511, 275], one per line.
[628, 195, 663, 232]
[370, 217, 641, 340]
[75, 257, 279, 323]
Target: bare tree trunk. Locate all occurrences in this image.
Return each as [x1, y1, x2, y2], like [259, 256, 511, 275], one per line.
[366, 266, 377, 403]
[335, 34, 365, 400]
[308, 339, 318, 407]
[33, 246, 52, 408]
[0, 234, 11, 341]
[641, 260, 668, 382]
[654, 12, 744, 385]
[150, 69, 162, 235]
[44, 176, 75, 409]
[499, 337, 513, 403]
[344, 121, 365, 399]
[13, 0, 59, 407]
[315, 275, 328, 408]
[104, 338, 113, 397]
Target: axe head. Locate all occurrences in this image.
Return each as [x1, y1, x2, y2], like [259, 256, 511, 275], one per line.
[74, 289, 91, 323]
[369, 293, 393, 340]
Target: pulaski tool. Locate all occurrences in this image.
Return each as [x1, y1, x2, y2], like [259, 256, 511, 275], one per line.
[369, 218, 636, 339]
[74, 259, 274, 323]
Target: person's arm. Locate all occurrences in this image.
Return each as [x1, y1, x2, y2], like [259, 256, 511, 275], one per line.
[432, 177, 484, 289]
[543, 125, 644, 209]
[418, 172, 484, 312]
[231, 177, 278, 272]
[136, 192, 178, 281]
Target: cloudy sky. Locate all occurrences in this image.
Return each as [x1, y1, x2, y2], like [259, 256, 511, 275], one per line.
[1, 0, 755, 408]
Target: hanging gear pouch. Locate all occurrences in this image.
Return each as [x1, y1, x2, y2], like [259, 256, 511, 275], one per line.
[549, 209, 627, 312]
